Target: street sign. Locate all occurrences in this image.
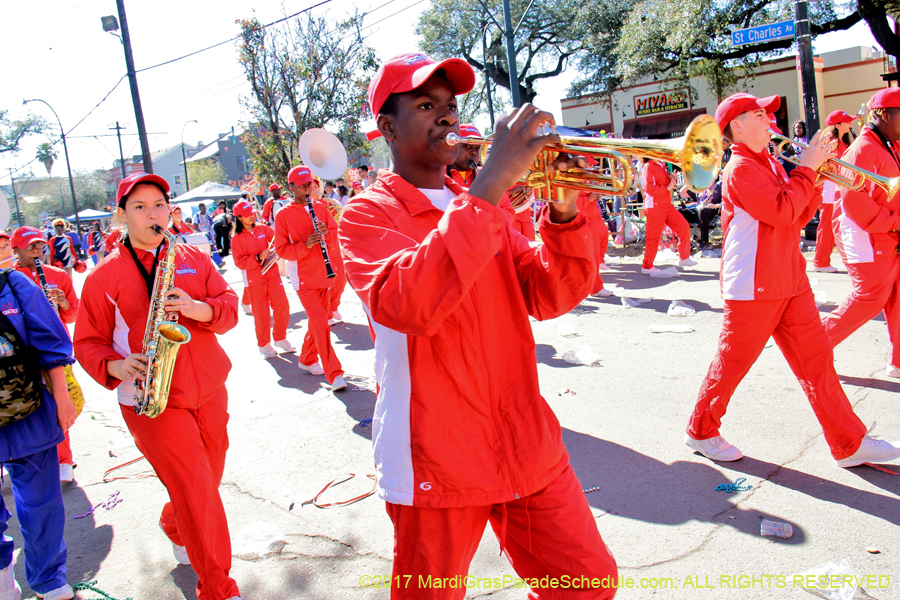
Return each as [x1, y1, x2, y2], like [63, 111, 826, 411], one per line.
[732, 20, 795, 47]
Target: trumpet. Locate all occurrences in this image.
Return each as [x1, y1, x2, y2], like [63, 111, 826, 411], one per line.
[260, 234, 279, 275]
[445, 115, 723, 199]
[770, 131, 900, 200]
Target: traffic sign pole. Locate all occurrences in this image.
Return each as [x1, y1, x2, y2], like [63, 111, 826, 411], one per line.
[795, 0, 821, 134]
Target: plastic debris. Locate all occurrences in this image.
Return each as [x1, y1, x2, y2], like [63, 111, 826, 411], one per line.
[621, 296, 652, 308]
[232, 522, 288, 559]
[558, 389, 576, 396]
[556, 321, 577, 337]
[715, 478, 752, 493]
[562, 346, 602, 366]
[796, 558, 870, 600]
[809, 278, 819, 286]
[75, 491, 122, 519]
[74, 581, 132, 600]
[760, 519, 793, 538]
[358, 418, 373, 429]
[667, 300, 696, 317]
[866, 547, 880, 554]
[650, 266, 680, 278]
[814, 290, 828, 307]
[648, 324, 694, 333]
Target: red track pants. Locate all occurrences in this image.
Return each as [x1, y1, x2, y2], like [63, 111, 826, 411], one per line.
[330, 270, 346, 314]
[240, 286, 250, 307]
[121, 388, 239, 600]
[642, 206, 690, 269]
[814, 204, 836, 269]
[823, 258, 900, 367]
[57, 431, 72, 465]
[687, 288, 867, 460]
[385, 465, 618, 600]
[591, 256, 605, 295]
[248, 279, 290, 347]
[296, 288, 343, 383]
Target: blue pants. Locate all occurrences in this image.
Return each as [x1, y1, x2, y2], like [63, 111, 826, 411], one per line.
[1, 447, 68, 593]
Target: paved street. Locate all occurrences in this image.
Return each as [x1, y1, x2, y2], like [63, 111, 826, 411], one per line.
[5, 250, 898, 600]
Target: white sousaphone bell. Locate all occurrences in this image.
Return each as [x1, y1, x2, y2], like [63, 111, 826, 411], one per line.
[298, 128, 348, 180]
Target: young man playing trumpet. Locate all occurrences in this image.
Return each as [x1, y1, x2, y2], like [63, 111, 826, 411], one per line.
[338, 52, 617, 599]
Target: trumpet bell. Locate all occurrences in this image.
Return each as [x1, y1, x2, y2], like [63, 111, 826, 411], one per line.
[299, 128, 348, 180]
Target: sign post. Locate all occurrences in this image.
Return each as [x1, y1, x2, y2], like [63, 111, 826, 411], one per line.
[731, 20, 794, 47]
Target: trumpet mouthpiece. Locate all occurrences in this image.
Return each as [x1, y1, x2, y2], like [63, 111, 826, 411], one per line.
[444, 132, 461, 146]
[151, 225, 164, 234]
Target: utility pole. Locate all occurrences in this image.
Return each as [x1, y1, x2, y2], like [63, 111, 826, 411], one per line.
[110, 122, 127, 180]
[502, 0, 521, 108]
[116, 0, 153, 173]
[794, 0, 820, 133]
[8, 169, 23, 227]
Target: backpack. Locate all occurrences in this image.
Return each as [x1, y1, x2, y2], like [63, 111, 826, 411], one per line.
[0, 269, 45, 426]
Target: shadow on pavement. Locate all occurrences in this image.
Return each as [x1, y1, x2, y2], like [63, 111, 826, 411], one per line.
[536, 344, 579, 369]
[331, 322, 375, 352]
[838, 374, 900, 394]
[264, 352, 333, 395]
[171, 564, 199, 600]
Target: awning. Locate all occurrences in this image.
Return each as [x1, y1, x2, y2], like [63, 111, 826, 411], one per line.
[621, 109, 707, 139]
[66, 208, 113, 221]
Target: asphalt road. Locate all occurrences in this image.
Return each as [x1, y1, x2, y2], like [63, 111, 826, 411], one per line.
[4, 248, 898, 600]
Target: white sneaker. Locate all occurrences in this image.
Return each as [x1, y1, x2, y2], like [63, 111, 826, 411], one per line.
[331, 310, 343, 323]
[641, 267, 662, 276]
[0, 562, 21, 600]
[172, 543, 191, 565]
[836, 423, 900, 467]
[241, 303, 252, 315]
[259, 344, 277, 359]
[36, 584, 74, 600]
[331, 375, 348, 391]
[226, 597, 242, 600]
[59, 463, 74, 483]
[813, 265, 838, 273]
[273, 338, 296, 353]
[327, 319, 336, 326]
[598, 262, 611, 271]
[685, 434, 743, 461]
[885, 364, 900, 378]
[298, 362, 325, 376]
[593, 288, 614, 297]
[679, 258, 698, 267]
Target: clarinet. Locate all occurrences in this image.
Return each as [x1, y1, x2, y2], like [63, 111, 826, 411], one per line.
[305, 195, 336, 279]
[34, 259, 58, 311]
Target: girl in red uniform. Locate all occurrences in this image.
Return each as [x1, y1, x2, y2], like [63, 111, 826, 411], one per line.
[639, 158, 696, 274]
[74, 173, 242, 600]
[230, 200, 293, 358]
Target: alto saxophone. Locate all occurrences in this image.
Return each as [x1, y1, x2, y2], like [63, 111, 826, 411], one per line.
[133, 226, 192, 418]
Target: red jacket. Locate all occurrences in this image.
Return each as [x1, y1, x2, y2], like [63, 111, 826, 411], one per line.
[719, 143, 820, 301]
[448, 168, 476, 188]
[16, 263, 79, 325]
[274, 198, 344, 290]
[74, 241, 239, 409]
[641, 160, 673, 209]
[834, 127, 900, 264]
[104, 229, 122, 254]
[231, 224, 279, 287]
[169, 221, 196, 236]
[337, 171, 595, 508]
[261, 196, 286, 224]
[576, 192, 607, 256]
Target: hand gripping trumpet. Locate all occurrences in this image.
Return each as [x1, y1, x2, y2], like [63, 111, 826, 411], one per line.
[260, 234, 279, 275]
[133, 226, 192, 418]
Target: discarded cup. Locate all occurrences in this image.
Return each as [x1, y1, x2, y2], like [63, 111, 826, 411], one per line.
[232, 522, 288, 559]
[667, 300, 696, 317]
[650, 266, 680, 278]
[621, 296, 652, 308]
[760, 519, 793, 538]
[562, 346, 602, 366]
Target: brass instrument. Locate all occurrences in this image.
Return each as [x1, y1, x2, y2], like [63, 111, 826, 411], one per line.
[770, 131, 900, 201]
[260, 234, 279, 275]
[445, 115, 723, 200]
[133, 226, 192, 418]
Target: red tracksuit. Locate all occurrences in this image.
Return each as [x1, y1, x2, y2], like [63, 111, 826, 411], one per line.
[261, 195, 285, 225]
[231, 224, 290, 347]
[512, 207, 537, 240]
[813, 141, 847, 269]
[17, 263, 79, 466]
[169, 221, 197, 236]
[275, 199, 344, 383]
[641, 160, 691, 268]
[576, 192, 610, 294]
[338, 172, 616, 600]
[74, 241, 240, 600]
[825, 128, 900, 366]
[687, 143, 867, 460]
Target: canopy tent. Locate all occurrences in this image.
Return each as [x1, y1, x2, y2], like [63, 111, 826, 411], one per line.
[66, 208, 112, 221]
[171, 181, 243, 204]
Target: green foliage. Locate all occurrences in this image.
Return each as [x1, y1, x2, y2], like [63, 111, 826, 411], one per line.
[0, 110, 46, 154]
[36, 142, 58, 176]
[22, 171, 109, 226]
[187, 159, 228, 189]
[236, 12, 378, 184]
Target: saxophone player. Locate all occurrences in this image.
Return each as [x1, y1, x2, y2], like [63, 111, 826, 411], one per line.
[74, 173, 243, 600]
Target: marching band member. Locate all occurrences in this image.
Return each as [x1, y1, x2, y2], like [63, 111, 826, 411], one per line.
[639, 157, 696, 274]
[86, 222, 106, 265]
[338, 52, 617, 599]
[510, 186, 537, 241]
[576, 191, 614, 296]
[261, 183, 286, 225]
[168, 205, 197, 237]
[0, 231, 13, 268]
[74, 173, 243, 600]
[103, 227, 122, 255]
[685, 93, 900, 468]
[446, 123, 481, 187]
[48, 219, 77, 276]
[274, 166, 347, 391]
[11, 226, 81, 483]
[230, 199, 293, 358]
[824, 89, 900, 378]
[813, 110, 855, 273]
[311, 180, 345, 324]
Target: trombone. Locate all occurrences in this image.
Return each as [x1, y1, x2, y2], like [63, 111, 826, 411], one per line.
[770, 131, 900, 200]
[445, 115, 723, 200]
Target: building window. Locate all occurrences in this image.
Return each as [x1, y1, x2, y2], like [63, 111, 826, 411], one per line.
[236, 155, 250, 173]
[174, 174, 183, 185]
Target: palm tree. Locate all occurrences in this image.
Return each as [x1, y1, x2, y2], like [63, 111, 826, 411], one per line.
[36, 142, 58, 176]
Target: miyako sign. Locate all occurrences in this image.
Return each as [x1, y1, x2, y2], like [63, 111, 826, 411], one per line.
[634, 89, 690, 117]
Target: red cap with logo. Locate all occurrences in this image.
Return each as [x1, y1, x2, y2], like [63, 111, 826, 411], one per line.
[825, 110, 855, 126]
[869, 88, 900, 110]
[116, 172, 170, 206]
[459, 123, 481, 138]
[11, 226, 46, 250]
[715, 93, 780, 133]
[268, 183, 282, 191]
[368, 53, 476, 116]
[232, 200, 255, 218]
[287, 166, 314, 187]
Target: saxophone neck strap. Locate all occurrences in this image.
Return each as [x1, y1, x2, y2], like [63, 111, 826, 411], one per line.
[123, 235, 165, 301]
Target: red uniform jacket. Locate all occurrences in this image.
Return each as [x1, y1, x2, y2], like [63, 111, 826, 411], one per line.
[834, 127, 900, 264]
[169, 221, 196, 236]
[337, 171, 595, 508]
[274, 199, 344, 290]
[576, 192, 607, 256]
[74, 241, 239, 409]
[104, 229, 122, 254]
[719, 143, 820, 301]
[641, 160, 673, 209]
[16, 263, 79, 325]
[448, 168, 476, 188]
[261, 196, 285, 224]
[231, 224, 279, 287]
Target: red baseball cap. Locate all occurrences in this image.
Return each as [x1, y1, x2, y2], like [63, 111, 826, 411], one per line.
[459, 123, 481, 138]
[368, 53, 476, 116]
[287, 166, 314, 187]
[825, 110, 855, 126]
[11, 226, 46, 250]
[869, 88, 900, 110]
[169, 205, 183, 214]
[767, 114, 782, 135]
[232, 200, 255, 218]
[0, 232, 9, 241]
[268, 183, 282, 191]
[116, 172, 170, 206]
[715, 93, 780, 133]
